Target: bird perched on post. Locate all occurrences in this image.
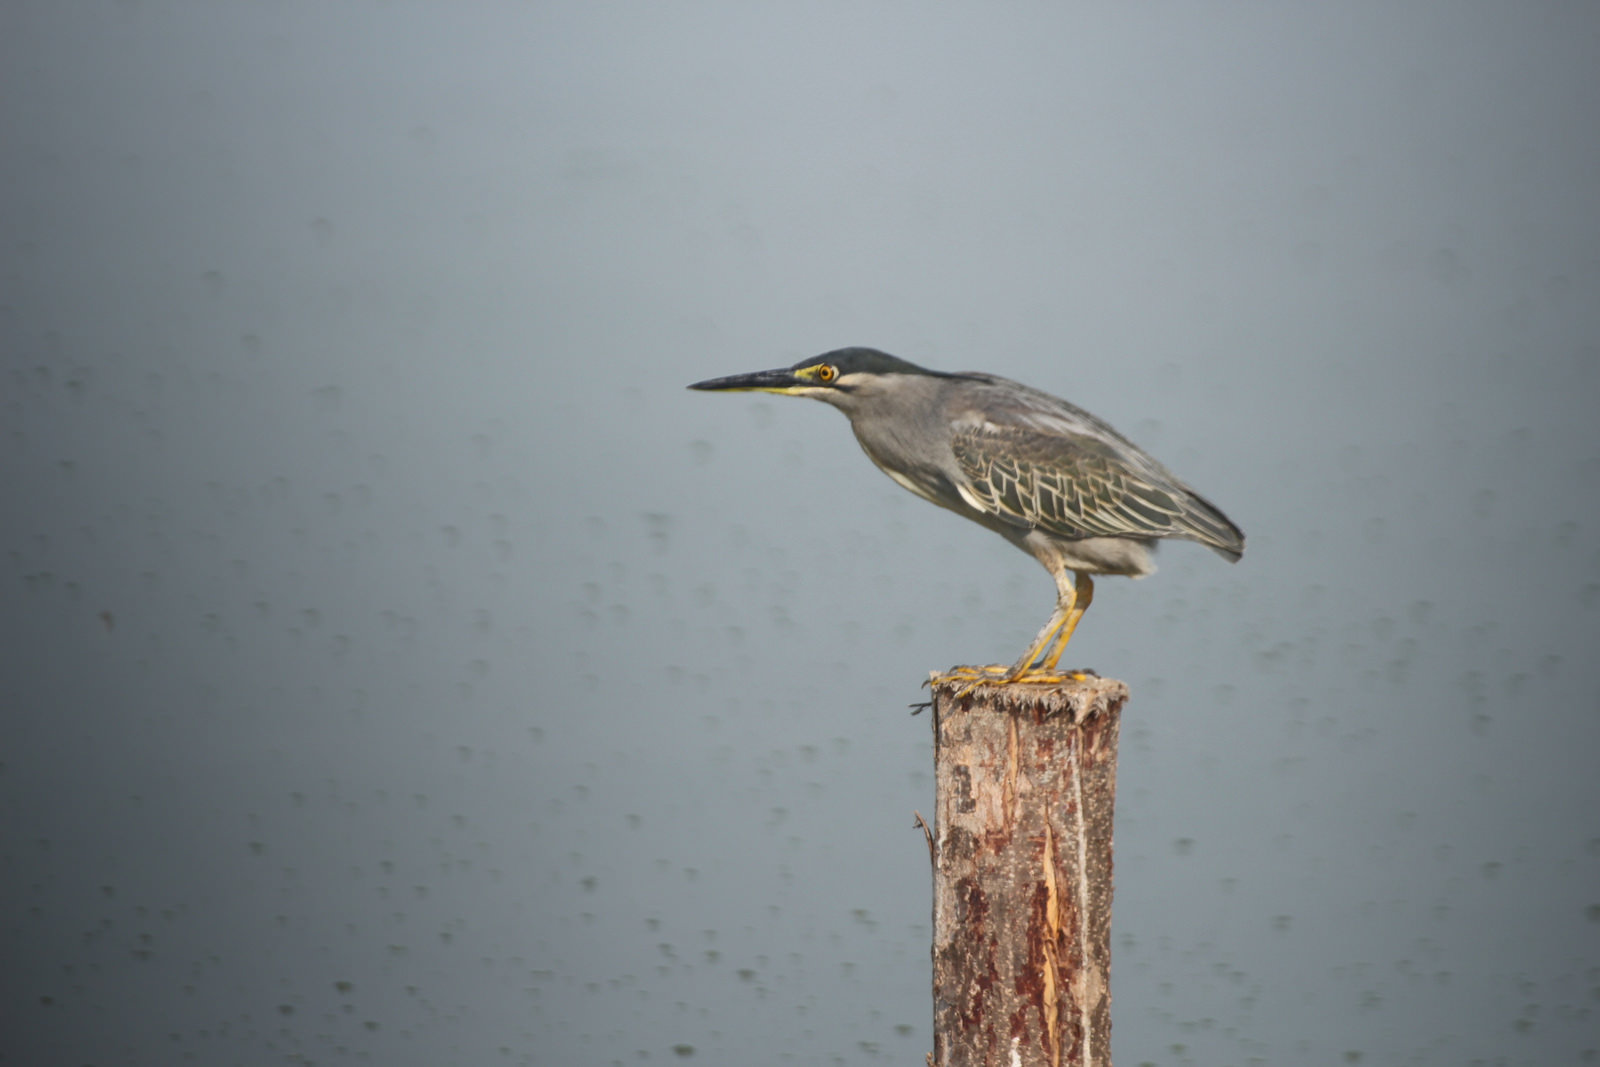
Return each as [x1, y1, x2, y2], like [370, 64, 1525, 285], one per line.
[688, 347, 1244, 684]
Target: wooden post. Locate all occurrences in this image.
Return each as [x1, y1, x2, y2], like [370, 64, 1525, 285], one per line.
[926, 673, 1127, 1067]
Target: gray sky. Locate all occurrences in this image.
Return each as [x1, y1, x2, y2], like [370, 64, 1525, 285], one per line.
[4, 3, 1599, 1064]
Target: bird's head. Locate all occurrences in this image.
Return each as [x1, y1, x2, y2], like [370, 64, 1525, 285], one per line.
[688, 347, 940, 409]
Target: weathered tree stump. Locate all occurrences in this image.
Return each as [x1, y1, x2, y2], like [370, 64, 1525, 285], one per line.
[927, 673, 1127, 1067]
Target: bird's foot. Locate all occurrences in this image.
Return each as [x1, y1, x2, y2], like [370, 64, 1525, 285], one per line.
[930, 664, 1098, 699]
[927, 664, 1009, 699]
[929, 664, 1010, 683]
[1007, 666, 1099, 686]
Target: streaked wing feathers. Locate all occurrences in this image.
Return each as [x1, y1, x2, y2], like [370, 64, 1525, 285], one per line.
[952, 422, 1234, 549]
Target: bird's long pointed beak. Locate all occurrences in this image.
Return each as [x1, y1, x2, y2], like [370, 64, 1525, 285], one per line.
[687, 368, 802, 394]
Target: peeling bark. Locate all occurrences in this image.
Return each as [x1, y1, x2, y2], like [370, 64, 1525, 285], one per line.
[928, 674, 1126, 1067]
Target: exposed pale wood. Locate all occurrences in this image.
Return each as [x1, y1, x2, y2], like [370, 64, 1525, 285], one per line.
[927, 673, 1127, 1067]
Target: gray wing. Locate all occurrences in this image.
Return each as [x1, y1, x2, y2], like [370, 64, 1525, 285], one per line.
[951, 421, 1244, 558]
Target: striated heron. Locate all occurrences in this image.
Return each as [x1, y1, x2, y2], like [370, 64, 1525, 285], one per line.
[688, 347, 1244, 683]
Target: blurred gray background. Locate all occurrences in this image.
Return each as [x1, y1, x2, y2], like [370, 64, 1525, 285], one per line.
[4, 4, 1598, 1065]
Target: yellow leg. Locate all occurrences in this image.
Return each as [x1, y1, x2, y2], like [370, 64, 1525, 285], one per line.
[1012, 604, 1072, 675]
[1040, 574, 1093, 672]
[933, 571, 1096, 693]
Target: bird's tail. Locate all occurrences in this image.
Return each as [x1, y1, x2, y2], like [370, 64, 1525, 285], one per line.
[1176, 490, 1245, 562]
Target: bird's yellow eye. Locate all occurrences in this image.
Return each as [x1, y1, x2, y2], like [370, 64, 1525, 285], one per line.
[816, 364, 837, 383]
